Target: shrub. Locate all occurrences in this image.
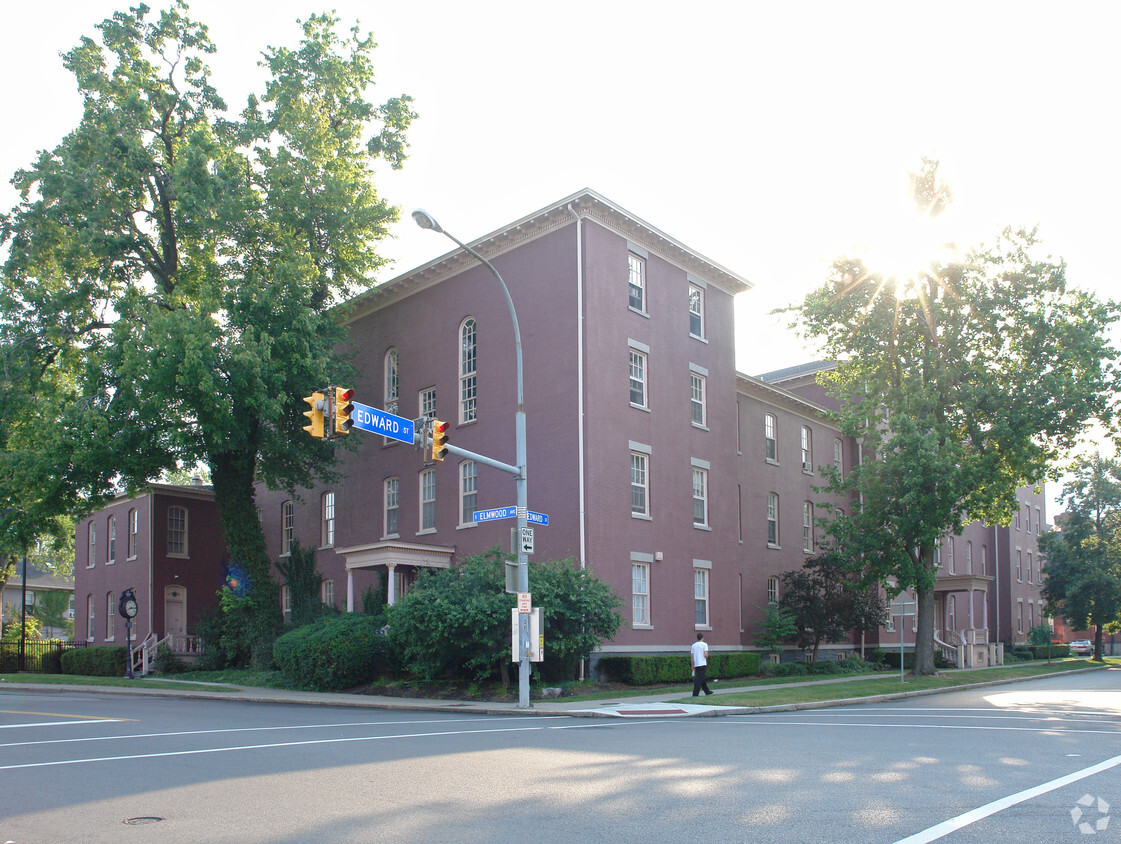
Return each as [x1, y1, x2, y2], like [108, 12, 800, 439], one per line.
[1032, 644, 1070, 659]
[154, 642, 185, 675]
[60, 645, 129, 677]
[596, 652, 761, 685]
[273, 614, 387, 691]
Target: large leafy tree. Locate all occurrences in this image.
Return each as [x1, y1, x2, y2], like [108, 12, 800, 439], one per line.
[780, 552, 887, 662]
[798, 159, 1119, 675]
[1040, 455, 1121, 661]
[0, 4, 414, 651]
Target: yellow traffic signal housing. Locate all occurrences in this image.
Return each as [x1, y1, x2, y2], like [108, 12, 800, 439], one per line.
[302, 392, 326, 439]
[335, 387, 355, 435]
[431, 418, 449, 461]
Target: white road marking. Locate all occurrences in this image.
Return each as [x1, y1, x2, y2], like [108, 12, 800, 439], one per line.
[893, 753, 1121, 843]
[0, 719, 647, 771]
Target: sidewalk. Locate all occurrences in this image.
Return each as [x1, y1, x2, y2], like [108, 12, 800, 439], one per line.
[5, 663, 1104, 719]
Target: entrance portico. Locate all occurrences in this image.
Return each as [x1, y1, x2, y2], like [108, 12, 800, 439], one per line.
[334, 540, 456, 610]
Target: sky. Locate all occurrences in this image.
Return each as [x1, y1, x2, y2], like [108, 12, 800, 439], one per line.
[2, 1, 1119, 504]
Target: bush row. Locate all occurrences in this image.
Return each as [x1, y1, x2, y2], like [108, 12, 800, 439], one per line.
[271, 615, 387, 691]
[596, 652, 761, 685]
[60, 646, 129, 677]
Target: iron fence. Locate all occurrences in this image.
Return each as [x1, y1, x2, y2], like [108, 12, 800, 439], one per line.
[0, 639, 87, 674]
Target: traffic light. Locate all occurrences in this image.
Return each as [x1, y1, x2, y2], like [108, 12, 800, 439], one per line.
[431, 419, 449, 461]
[302, 391, 326, 439]
[334, 387, 355, 435]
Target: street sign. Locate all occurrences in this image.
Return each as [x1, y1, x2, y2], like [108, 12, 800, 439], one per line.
[517, 592, 531, 614]
[350, 401, 415, 444]
[519, 526, 534, 555]
[473, 506, 549, 525]
[473, 506, 518, 523]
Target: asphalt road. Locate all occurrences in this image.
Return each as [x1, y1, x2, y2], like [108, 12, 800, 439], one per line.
[1, 668, 1119, 843]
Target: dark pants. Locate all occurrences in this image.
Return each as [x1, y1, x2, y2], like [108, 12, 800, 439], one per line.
[693, 664, 711, 696]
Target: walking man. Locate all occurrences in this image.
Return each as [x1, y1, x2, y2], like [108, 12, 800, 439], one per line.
[691, 632, 713, 697]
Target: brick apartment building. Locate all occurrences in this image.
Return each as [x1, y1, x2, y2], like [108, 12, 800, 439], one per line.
[74, 189, 1046, 662]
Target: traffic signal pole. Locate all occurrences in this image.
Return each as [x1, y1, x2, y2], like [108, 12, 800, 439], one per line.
[412, 209, 532, 709]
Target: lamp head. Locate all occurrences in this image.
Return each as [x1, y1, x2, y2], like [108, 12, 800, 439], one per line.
[411, 209, 443, 233]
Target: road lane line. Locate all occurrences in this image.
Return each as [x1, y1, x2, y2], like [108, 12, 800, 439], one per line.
[733, 719, 1121, 736]
[0, 710, 131, 721]
[0, 720, 121, 730]
[0, 719, 656, 771]
[893, 753, 1121, 844]
[0, 715, 553, 748]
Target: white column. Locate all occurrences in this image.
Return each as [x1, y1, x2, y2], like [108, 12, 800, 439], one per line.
[346, 569, 354, 613]
[386, 563, 397, 606]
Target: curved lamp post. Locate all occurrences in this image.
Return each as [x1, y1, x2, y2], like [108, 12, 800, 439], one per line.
[412, 209, 532, 709]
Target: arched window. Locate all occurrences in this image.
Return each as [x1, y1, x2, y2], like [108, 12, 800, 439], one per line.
[384, 348, 399, 411]
[459, 318, 477, 423]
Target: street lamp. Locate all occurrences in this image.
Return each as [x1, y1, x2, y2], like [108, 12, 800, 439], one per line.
[412, 208, 532, 709]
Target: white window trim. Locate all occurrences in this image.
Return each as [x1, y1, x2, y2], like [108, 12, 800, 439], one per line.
[383, 479, 400, 539]
[627, 248, 648, 315]
[688, 278, 706, 340]
[631, 557, 652, 629]
[458, 460, 478, 528]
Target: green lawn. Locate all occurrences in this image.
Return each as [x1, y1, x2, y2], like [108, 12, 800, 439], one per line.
[0, 673, 238, 691]
[679, 659, 1113, 707]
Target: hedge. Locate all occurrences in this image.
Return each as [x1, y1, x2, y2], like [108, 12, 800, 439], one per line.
[60, 646, 129, 677]
[272, 615, 387, 691]
[597, 652, 761, 685]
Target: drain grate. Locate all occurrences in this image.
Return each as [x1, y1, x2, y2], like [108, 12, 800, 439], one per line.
[123, 817, 164, 825]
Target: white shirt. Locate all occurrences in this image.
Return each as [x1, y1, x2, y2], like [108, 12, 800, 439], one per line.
[691, 639, 708, 668]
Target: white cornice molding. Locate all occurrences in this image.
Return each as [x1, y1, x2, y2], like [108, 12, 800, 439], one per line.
[343, 189, 752, 324]
[736, 371, 837, 427]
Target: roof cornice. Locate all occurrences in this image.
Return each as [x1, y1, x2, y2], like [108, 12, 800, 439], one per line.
[343, 189, 753, 324]
[736, 371, 837, 425]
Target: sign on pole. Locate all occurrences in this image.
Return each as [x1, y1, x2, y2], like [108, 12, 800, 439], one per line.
[519, 526, 534, 555]
[350, 401, 415, 445]
[517, 592, 531, 614]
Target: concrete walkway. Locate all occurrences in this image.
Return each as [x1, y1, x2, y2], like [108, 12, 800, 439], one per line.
[3, 663, 1105, 719]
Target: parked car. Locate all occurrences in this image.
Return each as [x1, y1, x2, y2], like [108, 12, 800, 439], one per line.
[1069, 639, 1093, 656]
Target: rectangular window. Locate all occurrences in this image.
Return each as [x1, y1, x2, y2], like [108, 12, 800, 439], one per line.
[833, 438, 844, 476]
[107, 516, 116, 563]
[692, 468, 708, 527]
[801, 426, 813, 473]
[632, 563, 650, 626]
[688, 284, 705, 338]
[384, 479, 399, 537]
[420, 387, 437, 419]
[86, 594, 95, 640]
[128, 509, 138, 559]
[628, 253, 646, 312]
[1017, 600, 1024, 634]
[322, 491, 335, 547]
[765, 413, 777, 462]
[767, 492, 779, 546]
[1027, 552, 1033, 584]
[321, 579, 335, 607]
[420, 469, 436, 531]
[629, 349, 647, 407]
[767, 577, 779, 604]
[694, 569, 709, 627]
[106, 592, 115, 641]
[1016, 548, 1022, 582]
[87, 522, 96, 568]
[168, 506, 187, 556]
[980, 545, 987, 576]
[631, 452, 649, 517]
[690, 372, 706, 427]
[802, 501, 814, 553]
[460, 461, 477, 525]
[966, 541, 973, 574]
[1036, 507, 1042, 535]
[282, 584, 291, 617]
[948, 595, 956, 632]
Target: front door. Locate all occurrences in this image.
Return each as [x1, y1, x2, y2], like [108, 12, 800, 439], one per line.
[164, 585, 186, 637]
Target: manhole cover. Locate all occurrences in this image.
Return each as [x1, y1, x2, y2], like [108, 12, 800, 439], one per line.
[123, 817, 164, 825]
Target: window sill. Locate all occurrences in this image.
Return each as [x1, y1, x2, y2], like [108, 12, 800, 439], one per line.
[767, 543, 781, 550]
[629, 403, 651, 413]
[632, 623, 654, 630]
[456, 523, 477, 530]
[106, 560, 115, 565]
[694, 625, 712, 631]
[694, 524, 712, 532]
[167, 553, 189, 560]
[127, 555, 137, 562]
[416, 528, 437, 536]
[631, 513, 652, 521]
[765, 458, 780, 466]
[689, 333, 708, 344]
[379, 534, 399, 542]
[691, 423, 709, 432]
[628, 306, 650, 319]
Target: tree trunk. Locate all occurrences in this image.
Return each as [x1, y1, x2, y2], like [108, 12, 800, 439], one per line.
[209, 449, 273, 606]
[912, 584, 937, 676]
